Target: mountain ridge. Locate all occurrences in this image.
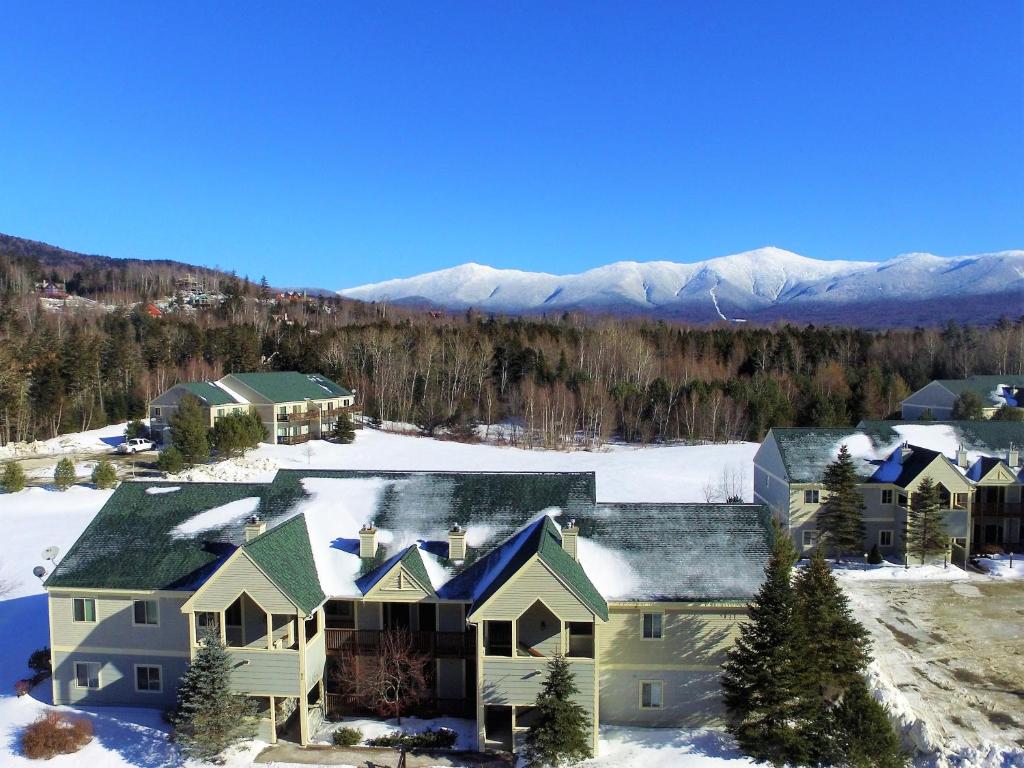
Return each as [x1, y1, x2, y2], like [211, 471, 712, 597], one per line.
[338, 247, 1024, 326]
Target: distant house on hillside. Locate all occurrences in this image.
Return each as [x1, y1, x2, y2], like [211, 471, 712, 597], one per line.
[901, 375, 1024, 420]
[43, 469, 770, 753]
[149, 372, 359, 446]
[754, 420, 1024, 559]
[35, 279, 67, 299]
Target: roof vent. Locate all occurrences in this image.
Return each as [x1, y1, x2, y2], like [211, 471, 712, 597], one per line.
[244, 515, 266, 542]
[956, 444, 969, 469]
[449, 523, 467, 561]
[561, 519, 579, 561]
[359, 522, 378, 559]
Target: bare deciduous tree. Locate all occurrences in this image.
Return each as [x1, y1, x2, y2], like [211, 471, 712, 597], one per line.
[331, 629, 431, 724]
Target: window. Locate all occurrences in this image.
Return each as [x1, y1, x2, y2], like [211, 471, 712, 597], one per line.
[802, 530, 818, 547]
[153, 407, 161, 417]
[195, 611, 220, 643]
[640, 680, 664, 709]
[879, 530, 893, 547]
[898, 493, 909, 508]
[135, 665, 162, 693]
[133, 599, 159, 626]
[642, 612, 663, 640]
[804, 489, 820, 504]
[74, 662, 100, 689]
[954, 493, 968, 509]
[484, 621, 513, 656]
[72, 598, 96, 623]
[881, 490, 894, 505]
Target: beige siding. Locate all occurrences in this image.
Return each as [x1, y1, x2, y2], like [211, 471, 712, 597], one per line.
[366, 566, 431, 602]
[475, 559, 593, 622]
[482, 657, 595, 714]
[190, 553, 296, 614]
[305, 629, 326, 688]
[50, 592, 190, 654]
[599, 605, 743, 668]
[52, 649, 188, 709]
[226, 649, 300, 695]
[600, 668, 724, 727]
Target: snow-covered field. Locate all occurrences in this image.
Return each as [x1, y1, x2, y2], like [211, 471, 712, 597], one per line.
[1, 427, 1021, 767]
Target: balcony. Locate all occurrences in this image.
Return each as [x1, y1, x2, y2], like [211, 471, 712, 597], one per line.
[277, 433, 311, 445]
[277, 411, 316, 423]
[325, 628, 475, 658]
[321, 404, 361, 417]
[973, 502, 1024, 517]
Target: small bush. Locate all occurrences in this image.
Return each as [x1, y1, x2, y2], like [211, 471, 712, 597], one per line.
[15, 679, 32, 696]
[91, 460, 118, 489]
[125, 419, 149, 439]
[365, 727, 458, 750]
[867, 544, 883, 564]
[2, 461, 27, 492]
[332, 726, 363, 747]
[22, 711, 93, 759]
[28, 648, 51, 678]
[156, 446, 185, 475]
[53, 458, 76, 491]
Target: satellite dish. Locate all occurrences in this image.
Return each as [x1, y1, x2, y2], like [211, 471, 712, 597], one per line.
[42, 546, 60, 562]
[32, 566, 46, 580]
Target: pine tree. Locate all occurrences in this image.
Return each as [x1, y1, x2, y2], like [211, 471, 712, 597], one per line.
[721, 520, 802, 766]
[1, 461, 27, 492]
[792, 552, 871, 765]
[818, 445, 866, 560]
[170, 395, 210, 466]
[53, 458, 76, 491]
[833, 677, 908, 768]
[91, 459, 118, 489]
[332, 412, 356, 444]
[172, 631, 258, 760]
[156, 446, 185, 475]
[208, 411, 263, 458]
[523, 653, 592, 767]
[951, 391, 983, 420]
[906, 476, 949, 565]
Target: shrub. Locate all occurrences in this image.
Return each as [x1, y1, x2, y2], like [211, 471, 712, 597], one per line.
[1, 461, 27, 492]
[28, 648, 51, 678]
[125, 419, 149, 439]
[156, 446, 185, 475]
[22, 711, 93, 759]
[332, 726, 363, 747]
[365, 727, 457, 750]
[53, 458, 76, 491]
[15, 679, 32, 696]
[867, 544, 883, 564]
[91, 460, 118, 489]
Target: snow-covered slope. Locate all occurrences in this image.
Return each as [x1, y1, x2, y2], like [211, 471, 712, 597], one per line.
[339, 247, 1024, 325]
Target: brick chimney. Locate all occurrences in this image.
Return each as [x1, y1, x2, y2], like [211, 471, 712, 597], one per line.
[359, 522, 378, 559]
[561, 519, 579, 560]
[898, 442, 912, 464]
[1008, 444, 1020, 469]
[448, 523, 467, 561]
[244, 515, 266, 542]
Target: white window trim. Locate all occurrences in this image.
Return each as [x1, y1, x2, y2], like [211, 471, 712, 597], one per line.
[133, 664, 163, 693]
[879, 530, 894, 547]
[73, 661, 101, 690]
[72, 597, 97, 624]
[132, 599, 160, 628]
[641, 612, 664, 641]
[881, 489, 894, 505]
[802, 530, 818, 547]
[639, 679, 664, 709]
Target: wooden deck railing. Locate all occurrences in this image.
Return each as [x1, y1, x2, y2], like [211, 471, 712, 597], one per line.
[973, 502, 1024, 517]
[324, 692, 474, 719]
[325, 628, 475, 657]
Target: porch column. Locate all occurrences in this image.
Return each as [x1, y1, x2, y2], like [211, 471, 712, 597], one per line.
[268, 696, 277, 745]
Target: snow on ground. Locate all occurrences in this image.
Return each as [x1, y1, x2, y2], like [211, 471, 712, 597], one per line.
[972, 554, 1024, 580]
[582, 727, 754, 768]
[0, 422, 130, 459]
[831, 559, 969, 582]
[312, 716, 476, 749]
[164, 428, 759, 503]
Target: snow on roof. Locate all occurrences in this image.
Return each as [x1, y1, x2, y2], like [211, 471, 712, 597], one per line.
[213, 379, 250, 405]
[145, 486, 181, 495]
[171, 497, 261, 537]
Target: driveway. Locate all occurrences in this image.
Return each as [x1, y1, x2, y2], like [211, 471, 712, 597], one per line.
[255, 743, 511, 767]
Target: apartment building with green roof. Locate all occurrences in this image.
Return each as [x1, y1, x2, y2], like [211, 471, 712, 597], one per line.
[44, 470, 770, 755]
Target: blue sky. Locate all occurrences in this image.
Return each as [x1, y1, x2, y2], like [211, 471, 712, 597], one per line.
[1, 2, 1020, 289]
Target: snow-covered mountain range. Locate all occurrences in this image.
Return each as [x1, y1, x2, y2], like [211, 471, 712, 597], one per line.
[338, 247, 1024, 326]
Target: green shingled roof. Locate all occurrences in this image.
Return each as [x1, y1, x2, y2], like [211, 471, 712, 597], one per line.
[228, 372, 352, 402]
[769, 427, 861, 483]
[179, 381, 239, 406]
[243, 515, 326, 615]
[930, 376, 1024, 404]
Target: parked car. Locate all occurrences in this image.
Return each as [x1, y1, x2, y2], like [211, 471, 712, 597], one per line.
[116, 438, 155, 454]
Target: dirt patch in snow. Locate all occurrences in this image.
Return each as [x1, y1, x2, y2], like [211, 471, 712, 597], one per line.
[843, 578, 1024, 762]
